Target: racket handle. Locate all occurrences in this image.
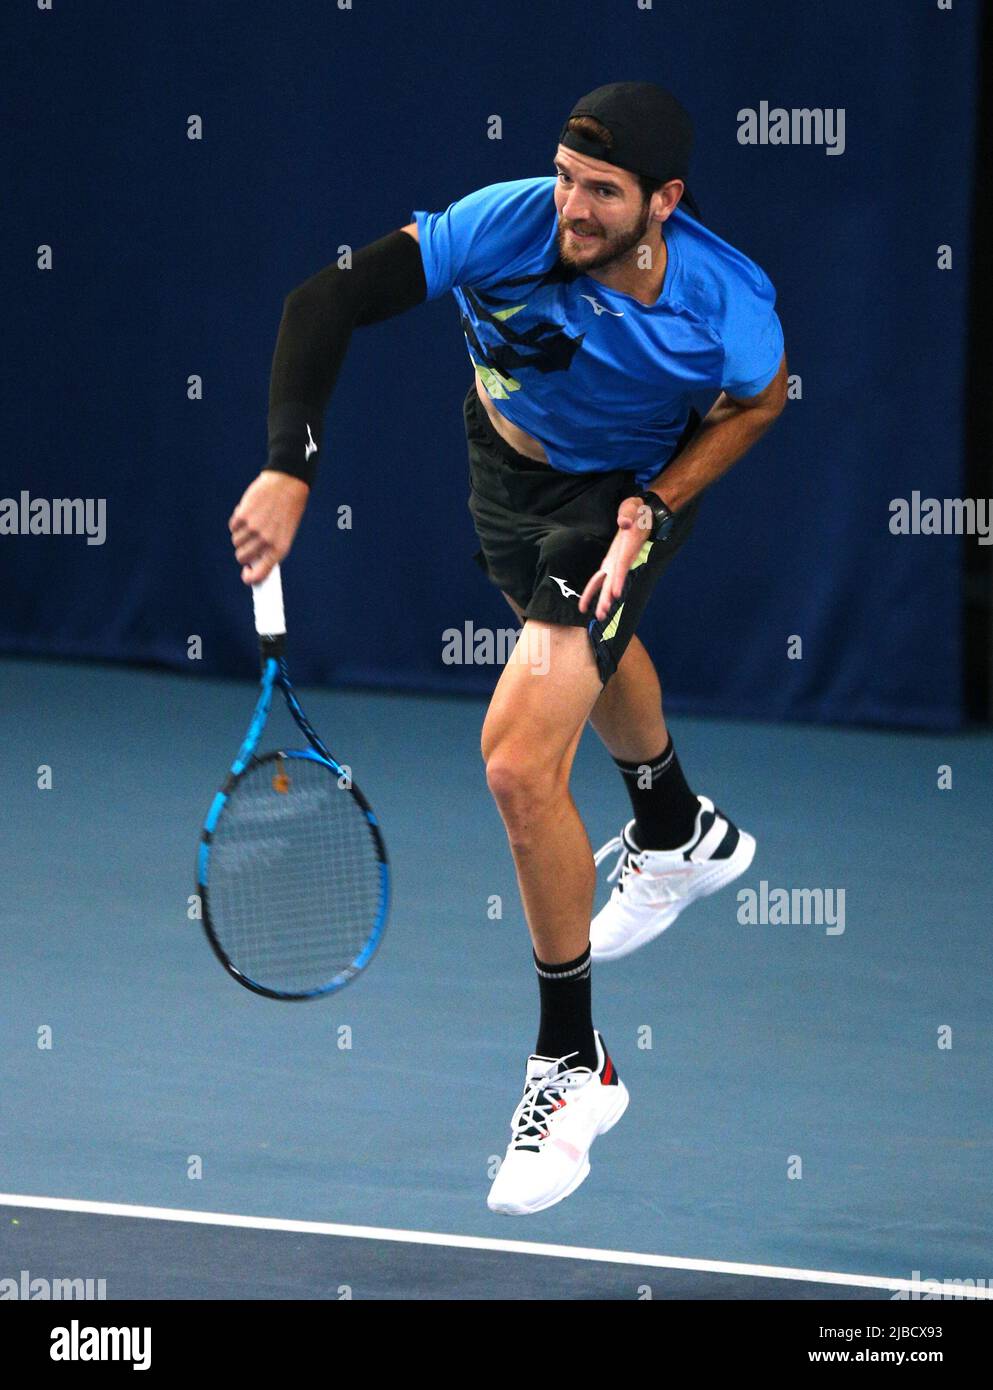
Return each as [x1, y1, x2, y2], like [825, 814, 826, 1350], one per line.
[252, 563, 287, 644]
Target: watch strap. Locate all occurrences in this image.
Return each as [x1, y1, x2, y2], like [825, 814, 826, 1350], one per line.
[636, 491, 676, 541]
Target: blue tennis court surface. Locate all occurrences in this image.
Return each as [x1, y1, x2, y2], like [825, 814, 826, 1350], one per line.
[1, 657, 991, 1300]
[0, 1198, 930, 1300]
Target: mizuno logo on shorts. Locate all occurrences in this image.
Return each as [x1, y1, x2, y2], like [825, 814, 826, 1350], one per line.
[549, 575, 580, 599]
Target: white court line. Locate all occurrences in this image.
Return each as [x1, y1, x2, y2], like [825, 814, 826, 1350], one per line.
[2, 1192, 990, 1298]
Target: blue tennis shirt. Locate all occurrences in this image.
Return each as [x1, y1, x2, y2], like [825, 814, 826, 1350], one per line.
[412, 176, 783, 486]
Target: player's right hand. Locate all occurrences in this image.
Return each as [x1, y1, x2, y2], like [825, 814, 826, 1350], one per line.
[229, 470, 310, 584]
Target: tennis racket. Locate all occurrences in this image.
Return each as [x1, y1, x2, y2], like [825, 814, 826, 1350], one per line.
[196, 564, 389, 999]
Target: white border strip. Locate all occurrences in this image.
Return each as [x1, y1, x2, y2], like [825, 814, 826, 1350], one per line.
[2, 1193, 990, 1298]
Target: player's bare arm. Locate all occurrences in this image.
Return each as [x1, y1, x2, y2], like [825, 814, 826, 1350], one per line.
[644, 350, 789, 514]
[579, 352, 788, 621]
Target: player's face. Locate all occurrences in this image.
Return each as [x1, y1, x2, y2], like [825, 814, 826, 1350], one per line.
[553, 146, 653, 271]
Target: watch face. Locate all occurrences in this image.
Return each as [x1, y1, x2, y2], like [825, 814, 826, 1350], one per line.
[641, 494, 673, 540]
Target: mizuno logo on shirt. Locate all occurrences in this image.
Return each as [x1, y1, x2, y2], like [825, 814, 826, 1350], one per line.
[580, 294, 624, 318]
[305, 423, 318, 460]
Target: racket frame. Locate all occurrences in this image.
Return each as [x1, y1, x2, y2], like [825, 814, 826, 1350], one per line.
[196, 567, 389, 1000]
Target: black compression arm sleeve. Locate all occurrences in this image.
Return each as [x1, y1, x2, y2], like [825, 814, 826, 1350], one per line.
[266, 228, 428, 485]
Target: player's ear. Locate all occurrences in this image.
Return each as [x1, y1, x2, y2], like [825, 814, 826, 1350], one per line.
[656, 180, 684, 223]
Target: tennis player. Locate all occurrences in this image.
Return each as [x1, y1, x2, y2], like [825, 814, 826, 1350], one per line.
[229, 82, 787, 1215]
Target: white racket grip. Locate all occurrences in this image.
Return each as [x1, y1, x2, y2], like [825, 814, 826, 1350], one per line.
[252, 564, 286, 637]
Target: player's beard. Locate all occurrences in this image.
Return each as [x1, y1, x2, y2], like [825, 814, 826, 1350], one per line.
[556, 200, 654, 272]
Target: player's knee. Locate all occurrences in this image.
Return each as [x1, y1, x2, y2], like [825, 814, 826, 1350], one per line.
[484, 747, 560, 830]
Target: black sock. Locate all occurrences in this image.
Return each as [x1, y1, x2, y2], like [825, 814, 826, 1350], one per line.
[613, 735, 700, 850]
[534, 945, 598, 1071]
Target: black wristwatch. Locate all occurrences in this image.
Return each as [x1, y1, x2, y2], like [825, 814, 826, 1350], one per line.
[636, 491, 676, 541]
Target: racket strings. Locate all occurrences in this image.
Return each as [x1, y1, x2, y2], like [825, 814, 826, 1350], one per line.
[207, 754, 383, 995]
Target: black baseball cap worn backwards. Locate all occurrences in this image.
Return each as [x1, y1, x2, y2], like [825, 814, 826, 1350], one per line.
[559, 81, 696, 201]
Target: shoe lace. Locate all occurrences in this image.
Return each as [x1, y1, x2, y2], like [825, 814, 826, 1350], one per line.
[511, 1052, 594, 1150]
[594, 835, 641, 894]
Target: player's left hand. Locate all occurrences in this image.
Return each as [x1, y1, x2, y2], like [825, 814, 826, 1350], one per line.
[578, 495, 654, 622]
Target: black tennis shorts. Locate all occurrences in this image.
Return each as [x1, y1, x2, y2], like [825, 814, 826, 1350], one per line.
[464, 382, 701, 685]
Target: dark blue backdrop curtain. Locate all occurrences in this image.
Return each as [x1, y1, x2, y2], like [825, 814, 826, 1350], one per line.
[1, 0, 979, 728]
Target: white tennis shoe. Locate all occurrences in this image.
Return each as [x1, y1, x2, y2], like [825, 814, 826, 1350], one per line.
[486, 1031, 629, 1216]
[590, 796, 756, 962]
